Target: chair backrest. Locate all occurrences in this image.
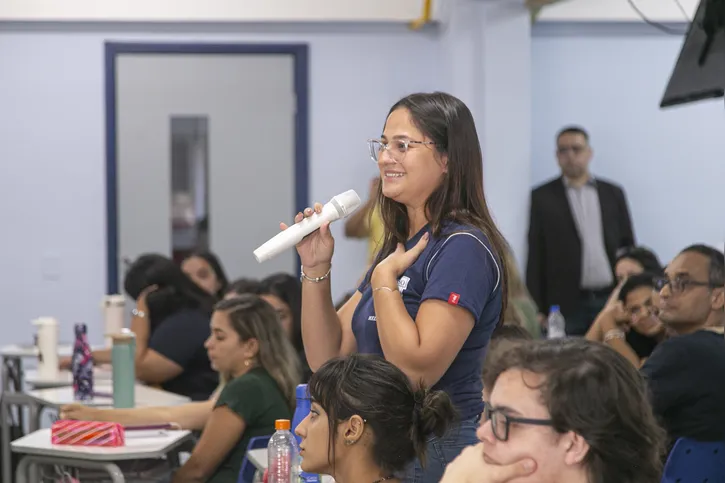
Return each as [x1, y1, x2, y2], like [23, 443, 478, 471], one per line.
[662, 437, 725, 483]
[237, 435, 273, 483]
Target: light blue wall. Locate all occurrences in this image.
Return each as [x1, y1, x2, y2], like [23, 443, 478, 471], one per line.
[0, 23, 443, 344]
[532, 23, 725, 267]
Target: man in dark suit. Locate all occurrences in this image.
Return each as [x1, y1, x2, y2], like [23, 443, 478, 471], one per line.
[526, 126, 635, 336]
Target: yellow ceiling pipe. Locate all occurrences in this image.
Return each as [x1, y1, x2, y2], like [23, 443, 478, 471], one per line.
[409, 0, 433, 30]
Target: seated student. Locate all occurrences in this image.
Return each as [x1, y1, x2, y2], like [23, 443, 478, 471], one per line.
[225, 274, 312, 381]
[442, 339, 666, 483]
[482, 324, 532, 402]
[182, 250, 230, 299]
[173, 295, 301, 483]
[614, 246, 664, 282]
[587, 246, 663, 341]
[586, 273, 666, 367]
[224, 278, 261, 300]
[258, 273, 312, 381]
[62, 254, 219, 401]
[295, 354, 456, 483]
[60, 281, 265, 430]
[642, 245, 725, 445]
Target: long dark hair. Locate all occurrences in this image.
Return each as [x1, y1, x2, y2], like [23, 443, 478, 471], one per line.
[372, 92, 509, 323]
[615, 247, 664, 276]
[187, 250, 229, 297]
[259, 273, 303, 354]
[309, 354, 457, 475]
[484, 339, 666, 483]
[124, 254, 216, 331]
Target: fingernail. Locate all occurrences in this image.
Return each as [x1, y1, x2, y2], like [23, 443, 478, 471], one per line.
[524, 460, 534, 471]
[423, 233, 430, 240]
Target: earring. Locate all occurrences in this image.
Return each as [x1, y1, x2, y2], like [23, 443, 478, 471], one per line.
[344, 439, 355, 446]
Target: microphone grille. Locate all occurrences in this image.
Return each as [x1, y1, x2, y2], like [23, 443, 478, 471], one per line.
[333, 190, 362, 216]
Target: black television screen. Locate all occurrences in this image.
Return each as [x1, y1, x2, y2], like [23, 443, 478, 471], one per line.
[660, 0, 725, 108]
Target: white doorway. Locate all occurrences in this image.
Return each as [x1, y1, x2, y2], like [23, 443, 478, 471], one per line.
[105, 43, 309, 293]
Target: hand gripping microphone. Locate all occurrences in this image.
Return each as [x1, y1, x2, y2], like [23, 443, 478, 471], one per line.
[253, 190, 362, 263]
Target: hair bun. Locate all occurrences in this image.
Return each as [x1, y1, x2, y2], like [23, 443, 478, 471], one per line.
[412, 388, 457, 440]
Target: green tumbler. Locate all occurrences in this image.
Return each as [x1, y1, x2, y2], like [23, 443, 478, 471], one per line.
[111, 330, 136, 409]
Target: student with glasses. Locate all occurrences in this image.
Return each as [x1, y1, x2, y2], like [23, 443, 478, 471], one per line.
[641, 244, 725, 445]
[441, 338, 666, 483]
[286, 92, 508, 483]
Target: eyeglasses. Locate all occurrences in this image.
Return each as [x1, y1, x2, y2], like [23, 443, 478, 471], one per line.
[653, 276, 721, 294]
[483, 405, 554, 442]
[367, 138, 436, 163]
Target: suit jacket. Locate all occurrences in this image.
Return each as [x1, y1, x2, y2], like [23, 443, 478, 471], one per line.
[526, 176, 635, 317]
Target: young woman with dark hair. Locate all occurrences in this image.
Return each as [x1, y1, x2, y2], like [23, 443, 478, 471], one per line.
[63, 254, 219, 400]
[614, 246, 664, 281]
[257, 273, 312, 380]
[296, 354, 456, 483]
[182, 250, 230, 299]
[586, 273, 666, 366]
[289, 92, 508, 482]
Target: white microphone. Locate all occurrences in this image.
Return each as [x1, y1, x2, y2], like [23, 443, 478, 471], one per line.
[253, 189, 362, 263]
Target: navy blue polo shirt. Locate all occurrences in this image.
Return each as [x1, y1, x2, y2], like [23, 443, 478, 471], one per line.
[352, 221, 502, 420]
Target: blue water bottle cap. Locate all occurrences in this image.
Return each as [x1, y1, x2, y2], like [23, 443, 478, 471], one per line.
[296, 384, 309, 400]
[550, 305, 560, 313]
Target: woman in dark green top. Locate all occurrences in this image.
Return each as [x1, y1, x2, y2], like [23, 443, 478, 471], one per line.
[173, 295, 301, 483]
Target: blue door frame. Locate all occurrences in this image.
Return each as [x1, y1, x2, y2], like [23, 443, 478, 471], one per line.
[104, 42, 309, 294]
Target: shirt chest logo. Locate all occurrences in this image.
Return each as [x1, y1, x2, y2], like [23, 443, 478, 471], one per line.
[398, 276, 410, 293]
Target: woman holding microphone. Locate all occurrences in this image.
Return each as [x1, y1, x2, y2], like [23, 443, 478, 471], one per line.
[283, 92, 508, 483]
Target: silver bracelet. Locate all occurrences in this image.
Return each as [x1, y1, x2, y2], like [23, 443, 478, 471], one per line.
[373, 286, 397, 294]
[300, 265, 331, 283]
[603, 328, 625, 342]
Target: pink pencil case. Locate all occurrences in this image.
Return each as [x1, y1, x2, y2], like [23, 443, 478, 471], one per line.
[51, 420, 178, 447]
[51, 420, 125, 447]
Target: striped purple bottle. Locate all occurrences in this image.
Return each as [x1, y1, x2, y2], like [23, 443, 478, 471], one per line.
[71, 323, 94, 401]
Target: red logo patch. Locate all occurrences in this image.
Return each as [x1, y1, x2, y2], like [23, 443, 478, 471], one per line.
[448, 293, 461, 305]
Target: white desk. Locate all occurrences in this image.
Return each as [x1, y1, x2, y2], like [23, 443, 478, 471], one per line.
[11, 427, 192, 483]
[1, 383, 190, 483]
[25, 367, 113, 389]
[247, 448, 335, 483]
[27, 383, 191, 408]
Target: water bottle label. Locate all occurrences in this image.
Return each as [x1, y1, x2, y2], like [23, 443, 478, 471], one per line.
[300, 472, 321, 483]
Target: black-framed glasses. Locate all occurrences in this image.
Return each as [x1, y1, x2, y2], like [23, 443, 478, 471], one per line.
[368, 138, 436, 163]
[483, 405, 554, 442]
[653, 276, 720, 294]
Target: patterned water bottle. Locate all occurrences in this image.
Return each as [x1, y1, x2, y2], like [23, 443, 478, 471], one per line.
[71, 323, 94, 401]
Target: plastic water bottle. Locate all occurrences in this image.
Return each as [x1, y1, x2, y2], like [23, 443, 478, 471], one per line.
[547, 306, 566, 339]
[71, 323, 94, 401]
[267, 419, 299, 483]
[292, 385, 320, 483]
